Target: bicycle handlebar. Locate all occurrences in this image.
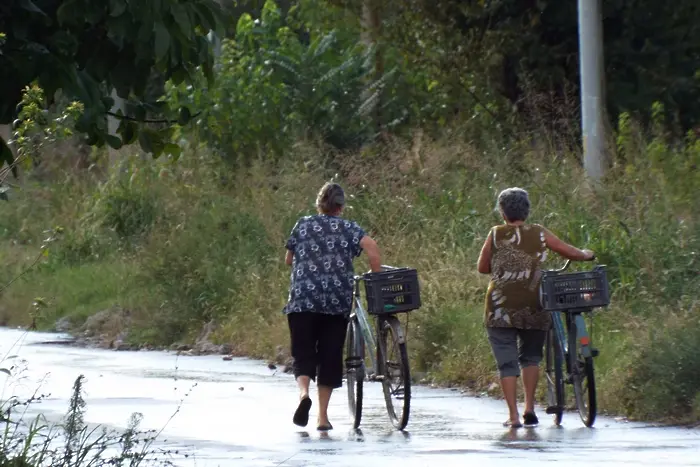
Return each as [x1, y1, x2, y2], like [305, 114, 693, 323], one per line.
[548, 255, 596, 273]
[354, 264, 401, 281]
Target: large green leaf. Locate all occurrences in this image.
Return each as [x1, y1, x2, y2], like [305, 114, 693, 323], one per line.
[154, 22, 171, 62]
[19, 0, 47, 16]
[171, 4, 193, 36]
[56, 0, 82, 25]
[0, 0, 226, 155]
[109, 0, 127, 17]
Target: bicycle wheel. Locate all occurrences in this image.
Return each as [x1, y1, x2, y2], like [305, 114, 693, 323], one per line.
[544, 328, 565, 426]
[345, 318, 364, 429]
[378, 316, 411, 430]
[568, 316, 597, 427]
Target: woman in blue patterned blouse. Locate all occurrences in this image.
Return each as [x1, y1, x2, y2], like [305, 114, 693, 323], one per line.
[284, 182, 381, 431]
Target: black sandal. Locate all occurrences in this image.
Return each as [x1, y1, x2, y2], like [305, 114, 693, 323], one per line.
[293, 397, 312, 427]
[317, 423, 333, 431]
[523, 412, 539, 427]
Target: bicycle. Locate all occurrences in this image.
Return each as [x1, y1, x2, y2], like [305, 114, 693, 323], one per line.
[345, 265, 421, 431]
[541, 258, 610, 428]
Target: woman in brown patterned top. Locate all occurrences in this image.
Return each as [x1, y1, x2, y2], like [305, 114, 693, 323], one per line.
[477, 187, 594, 428]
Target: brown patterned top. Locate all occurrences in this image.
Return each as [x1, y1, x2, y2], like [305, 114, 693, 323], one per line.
[484, 224, 551, 330]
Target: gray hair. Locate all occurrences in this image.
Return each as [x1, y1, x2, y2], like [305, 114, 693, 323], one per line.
[316, 182, 345, 214]
[497, 187, 530, 222]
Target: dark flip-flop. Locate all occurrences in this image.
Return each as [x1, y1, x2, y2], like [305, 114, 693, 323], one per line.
[317, 423, 333, 431]
[523, 412, 539, 427]
[503, 419, 523, 429]
[293, 397, 312, 427]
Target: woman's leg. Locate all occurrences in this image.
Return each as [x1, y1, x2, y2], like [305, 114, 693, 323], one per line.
[487, 327, 521, 426]
[518, 329, 547, 421]
[287, 312, 318, 426]
[315, 314, 348, 429]
[521, 366, 539, 414]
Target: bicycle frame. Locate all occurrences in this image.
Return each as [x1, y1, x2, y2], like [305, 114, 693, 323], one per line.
[548, 259, 596, 362]
[349, 264, 406, 379]
[544, 258, 605, 427]
[551, 311, 594, 360]
[346, 264, 415, 430]
[350, 277, 378, 376]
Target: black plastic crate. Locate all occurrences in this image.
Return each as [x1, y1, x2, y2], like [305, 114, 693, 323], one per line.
[540, 266, 610, 312]
[364, 268, 421, 315]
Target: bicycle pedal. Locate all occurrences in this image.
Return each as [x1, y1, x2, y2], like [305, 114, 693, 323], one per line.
[545, 406, 561, 415]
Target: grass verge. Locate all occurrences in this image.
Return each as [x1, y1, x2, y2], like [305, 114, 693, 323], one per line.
[1, 129, 699, 424]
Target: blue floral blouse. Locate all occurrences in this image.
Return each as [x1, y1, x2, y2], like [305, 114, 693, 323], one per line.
[284, 214, 366, 315]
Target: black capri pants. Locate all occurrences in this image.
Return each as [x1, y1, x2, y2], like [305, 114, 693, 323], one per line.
[487, 326, 547, 378]
[287, 312, 348, 389]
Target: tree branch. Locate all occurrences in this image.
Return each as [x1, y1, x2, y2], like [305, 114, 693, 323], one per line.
[106, 111, 201, 124]
[0, 152, 28, 184]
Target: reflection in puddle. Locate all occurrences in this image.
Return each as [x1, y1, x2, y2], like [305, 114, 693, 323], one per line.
[495, 427, 548, 452]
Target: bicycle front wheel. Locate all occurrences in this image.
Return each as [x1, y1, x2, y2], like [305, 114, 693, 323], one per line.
[378, 316, 411, 430]
[568, 317, 597, 427]
[545, 328, 565, 426]
[345, 318, 365, 429]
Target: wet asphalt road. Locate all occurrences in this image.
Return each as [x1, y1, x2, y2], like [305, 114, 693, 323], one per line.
[1, 328, 699, 466]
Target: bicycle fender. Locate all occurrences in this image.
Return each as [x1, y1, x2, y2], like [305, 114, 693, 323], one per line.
[385, 316, 406, 344]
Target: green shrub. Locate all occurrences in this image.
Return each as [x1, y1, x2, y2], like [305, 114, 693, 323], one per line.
[614, 312, 700, 422]
[135, 192, 274, 343]
[87, 163, 162, 240]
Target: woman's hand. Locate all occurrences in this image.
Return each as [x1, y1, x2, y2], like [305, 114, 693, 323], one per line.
[581, 249, 595, 261]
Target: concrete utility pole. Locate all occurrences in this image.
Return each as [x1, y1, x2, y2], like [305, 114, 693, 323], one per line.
[577, 0, 607, 183]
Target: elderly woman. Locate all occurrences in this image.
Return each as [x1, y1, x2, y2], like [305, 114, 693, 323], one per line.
[284, 182, 381, 431]
[477, 187, 594, 428]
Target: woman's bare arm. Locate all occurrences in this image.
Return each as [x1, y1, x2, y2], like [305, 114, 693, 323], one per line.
[544, 229, 594, 261]
[360, 236, 382, 272]
[477, 230, 493, 274]
[285, 249, 294, 266]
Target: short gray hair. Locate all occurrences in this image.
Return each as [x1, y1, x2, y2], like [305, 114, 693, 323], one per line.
[316, 182, 345, 214]
[497, 187, 530, 222]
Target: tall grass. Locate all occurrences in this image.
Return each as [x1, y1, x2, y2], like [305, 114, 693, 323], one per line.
[1, 126, 699, 423]
[0, 367, 173, 466]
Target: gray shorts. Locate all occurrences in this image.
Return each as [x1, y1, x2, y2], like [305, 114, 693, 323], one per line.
[487, 327, 547, 378]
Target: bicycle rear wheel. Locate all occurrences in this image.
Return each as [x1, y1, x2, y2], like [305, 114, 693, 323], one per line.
[568, 317, 597, 427]
[545, 328, 565, 426]
[345, 318, 364, 429]
[378, 316, 411, 430]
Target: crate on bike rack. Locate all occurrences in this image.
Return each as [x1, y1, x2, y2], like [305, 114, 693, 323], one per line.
[540, 266, 610, 312]
[364, 268, 421, 315]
